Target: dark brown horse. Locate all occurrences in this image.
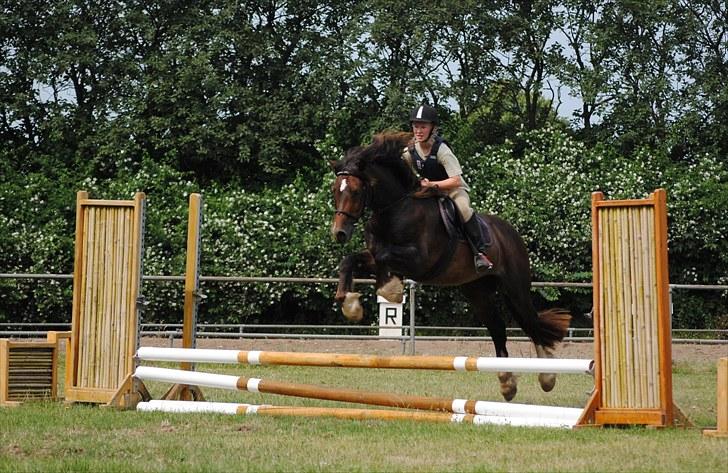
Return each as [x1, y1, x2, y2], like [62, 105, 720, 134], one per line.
[330, 132, 571, 401]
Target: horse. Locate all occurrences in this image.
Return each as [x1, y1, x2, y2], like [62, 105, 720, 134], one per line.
[329, 131, 571, 402]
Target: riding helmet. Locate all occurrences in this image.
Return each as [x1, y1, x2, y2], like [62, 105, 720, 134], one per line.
[409, 104, 439, 125]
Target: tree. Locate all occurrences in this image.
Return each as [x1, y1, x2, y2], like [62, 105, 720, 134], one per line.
[674, 0, 728, 158]
[553, 0, 612, 133]
[492, 0, 563, 130]
[590, 0, 685, 152]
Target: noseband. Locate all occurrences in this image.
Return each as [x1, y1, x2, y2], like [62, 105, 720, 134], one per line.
[335, 171, 368, 222]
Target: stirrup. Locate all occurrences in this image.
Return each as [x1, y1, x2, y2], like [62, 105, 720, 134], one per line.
[474, 253, 494, 272]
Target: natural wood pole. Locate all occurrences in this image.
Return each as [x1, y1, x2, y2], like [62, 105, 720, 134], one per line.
[703, 358, 728, 437]
[182, 193, 202, 365]
[160, 194, 205, 403]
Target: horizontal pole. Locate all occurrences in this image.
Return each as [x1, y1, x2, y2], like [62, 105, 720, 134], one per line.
[136, 347, 595, 374]
[137, 400, 578, 428]
[134, 367, 584, 422]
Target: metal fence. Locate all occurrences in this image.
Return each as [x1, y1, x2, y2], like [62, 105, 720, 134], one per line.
[1, 273, 726, 350]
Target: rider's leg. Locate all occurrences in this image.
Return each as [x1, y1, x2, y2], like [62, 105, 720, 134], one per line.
[450, 189, 494, 272]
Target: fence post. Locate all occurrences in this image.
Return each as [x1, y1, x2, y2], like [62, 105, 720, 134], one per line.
[407, 280, 416, 355]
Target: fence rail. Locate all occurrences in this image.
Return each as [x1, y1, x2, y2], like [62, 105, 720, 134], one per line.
[1, 322, 725, 345]
[1, 273, 726, 347]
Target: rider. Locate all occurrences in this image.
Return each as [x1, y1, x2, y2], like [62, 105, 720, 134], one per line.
[402, 104, 494, 272]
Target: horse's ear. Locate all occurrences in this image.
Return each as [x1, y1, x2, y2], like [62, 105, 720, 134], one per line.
[330, 160, 343, 174]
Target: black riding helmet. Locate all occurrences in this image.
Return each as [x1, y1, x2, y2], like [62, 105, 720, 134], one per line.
[409, 104, 438, 125]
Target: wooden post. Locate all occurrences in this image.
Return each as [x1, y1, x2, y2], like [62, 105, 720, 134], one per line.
[182, 193, 202, 365]
[160, 193, 205, 402]
[704, 358, 728, 437]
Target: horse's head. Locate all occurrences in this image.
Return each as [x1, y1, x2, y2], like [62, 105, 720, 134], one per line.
[329, 132, 416, 243]
[330, 153, 368, 244]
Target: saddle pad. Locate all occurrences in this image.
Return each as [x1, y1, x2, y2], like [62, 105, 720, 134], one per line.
[437, 197, 492, 245]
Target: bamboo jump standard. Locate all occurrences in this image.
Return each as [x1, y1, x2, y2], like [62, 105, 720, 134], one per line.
[579, 189, 688, 427]
[65, 191, 145, 405]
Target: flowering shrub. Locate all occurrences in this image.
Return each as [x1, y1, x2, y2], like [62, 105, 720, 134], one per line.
[0, 128, 725, 329]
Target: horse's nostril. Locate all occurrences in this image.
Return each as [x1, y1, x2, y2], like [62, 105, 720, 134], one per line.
[336, 231, 348, 243]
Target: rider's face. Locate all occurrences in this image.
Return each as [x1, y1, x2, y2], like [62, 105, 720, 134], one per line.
[411, 121, 434, 143]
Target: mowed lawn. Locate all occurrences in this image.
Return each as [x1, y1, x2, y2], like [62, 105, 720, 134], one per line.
[1, 346, 726, 472]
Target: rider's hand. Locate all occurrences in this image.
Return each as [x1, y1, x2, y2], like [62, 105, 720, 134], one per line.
[421, 178, 432, 188]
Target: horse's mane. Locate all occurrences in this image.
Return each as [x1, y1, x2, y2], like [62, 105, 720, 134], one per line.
[344, 131, 419, 191]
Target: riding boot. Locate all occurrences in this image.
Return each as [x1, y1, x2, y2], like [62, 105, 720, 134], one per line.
[464, 215, 494, 272]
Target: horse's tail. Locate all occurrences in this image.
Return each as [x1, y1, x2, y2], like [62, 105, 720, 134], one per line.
[532, 308, 572, 348]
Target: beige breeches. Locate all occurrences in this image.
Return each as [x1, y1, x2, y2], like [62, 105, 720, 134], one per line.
[449, 188, 474, 222]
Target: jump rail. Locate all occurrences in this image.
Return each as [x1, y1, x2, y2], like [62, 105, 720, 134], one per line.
[135, 347, 595, 375]
[134, 366, 584, 425]
[137, 400, 579, 428]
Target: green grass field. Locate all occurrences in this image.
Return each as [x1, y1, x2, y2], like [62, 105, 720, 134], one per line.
[1, 353, 726, 472]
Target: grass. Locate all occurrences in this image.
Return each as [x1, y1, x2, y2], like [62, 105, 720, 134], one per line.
[1, 357, 726, 472]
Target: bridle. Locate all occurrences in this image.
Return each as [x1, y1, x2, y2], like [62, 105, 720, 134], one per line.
[334, 171, 369, 222]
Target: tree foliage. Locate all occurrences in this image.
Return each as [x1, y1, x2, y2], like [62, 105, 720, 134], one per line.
[1, 0, 726, 329]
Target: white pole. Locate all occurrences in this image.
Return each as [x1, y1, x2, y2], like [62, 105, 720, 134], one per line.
[137, 347, 239, 363]
[138, 400, 578, 428]
[136, 347, 594, 375]
[134, 366, 240, 390]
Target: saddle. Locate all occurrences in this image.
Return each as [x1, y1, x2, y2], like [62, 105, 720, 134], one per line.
[437, 197, 492, 246]
[418, 196, 492, 280]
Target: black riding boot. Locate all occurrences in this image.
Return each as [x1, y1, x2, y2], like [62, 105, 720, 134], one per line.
[464, 216, 494, 272]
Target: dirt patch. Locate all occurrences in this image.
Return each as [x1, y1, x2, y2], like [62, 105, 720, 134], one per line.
[141, 337, 726, 363]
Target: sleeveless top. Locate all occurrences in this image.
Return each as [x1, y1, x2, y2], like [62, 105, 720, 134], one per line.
[408, 136, 449, 181]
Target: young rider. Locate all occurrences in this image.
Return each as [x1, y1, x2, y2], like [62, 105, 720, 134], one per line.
[402, 104, 494, 272]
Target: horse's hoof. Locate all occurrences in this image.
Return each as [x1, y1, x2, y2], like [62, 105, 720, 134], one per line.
[376, 278, 404, 303]
[342, 292, 363, 322]
[538, 373, 557, 392]
[498, 372, 518, 402]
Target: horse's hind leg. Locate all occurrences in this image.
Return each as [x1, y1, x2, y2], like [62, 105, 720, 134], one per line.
[534, 345, 556, 392]
[461, 281, 518, 402]
[502, 290, 559, 393]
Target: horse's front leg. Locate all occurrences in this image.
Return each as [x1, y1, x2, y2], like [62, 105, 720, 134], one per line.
[335, 251, 376, 321]
[372, 244, 420, 303]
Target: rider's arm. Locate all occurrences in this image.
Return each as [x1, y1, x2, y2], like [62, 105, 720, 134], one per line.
[420, 143, 464, 190]
[421, 175, 462, 190]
